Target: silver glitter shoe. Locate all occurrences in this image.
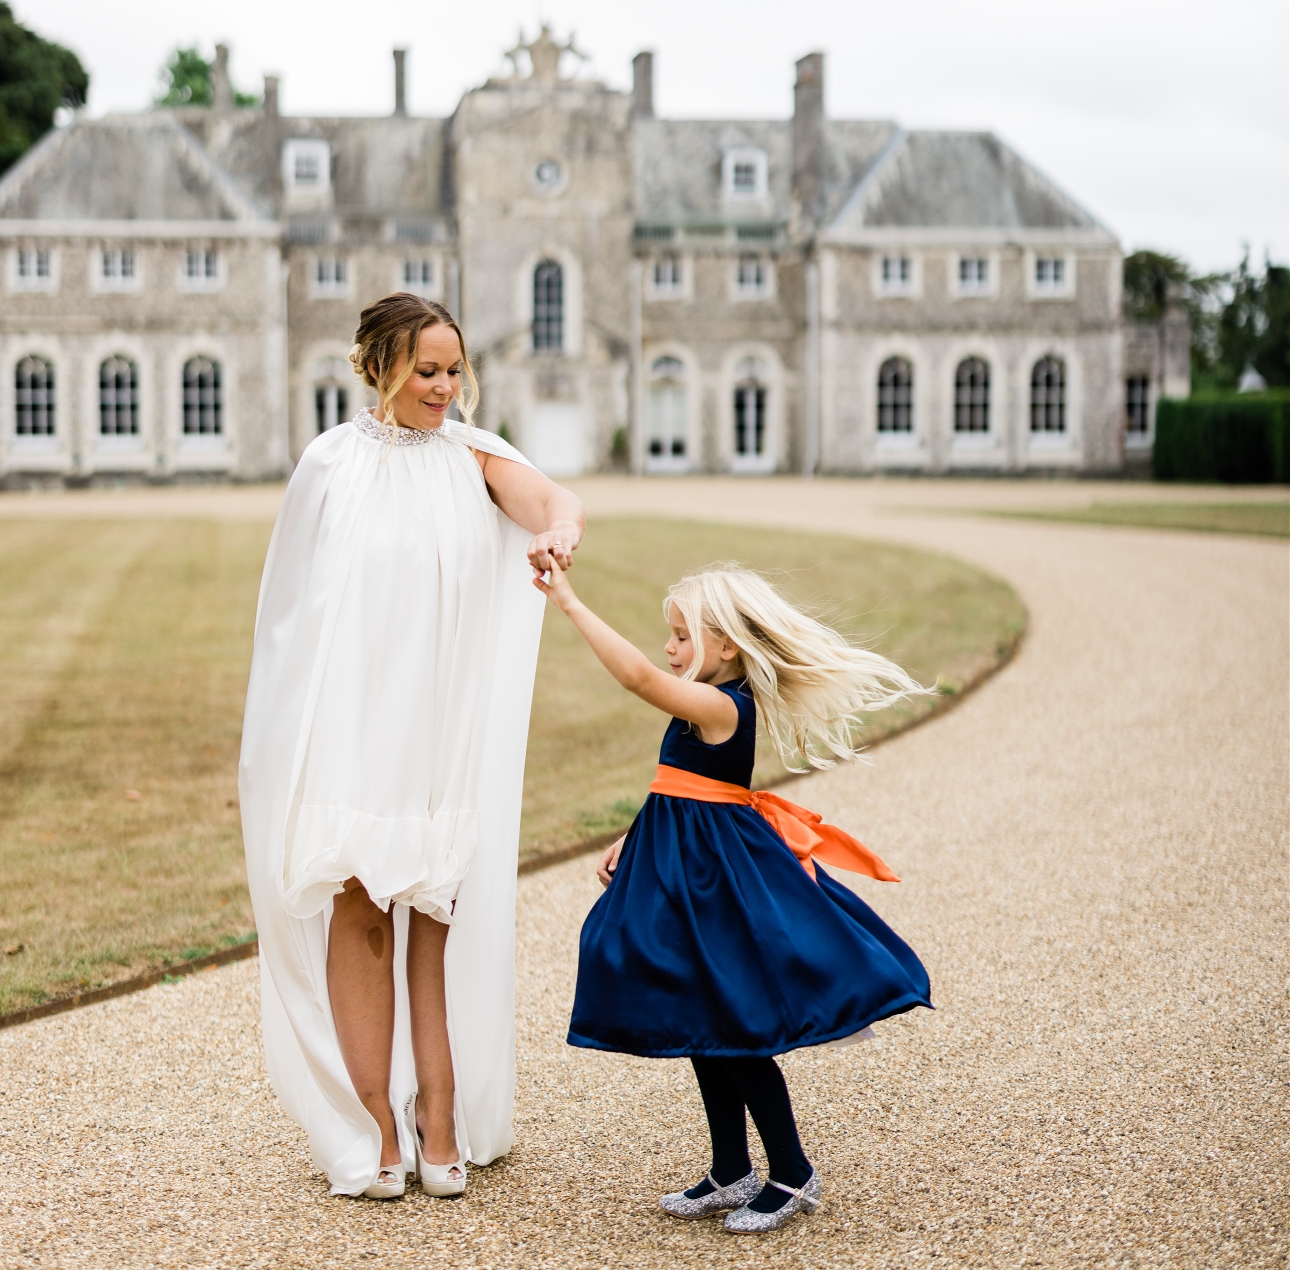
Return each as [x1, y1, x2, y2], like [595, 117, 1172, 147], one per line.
[723, 1170, 822, 1234]
[659, 1169, 761, 1219]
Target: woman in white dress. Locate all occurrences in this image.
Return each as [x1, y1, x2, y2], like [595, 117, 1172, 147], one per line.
[239, 294, 583, 1199]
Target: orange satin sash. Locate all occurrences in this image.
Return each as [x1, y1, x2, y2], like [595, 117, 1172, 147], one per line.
[647, 764, 900, 884]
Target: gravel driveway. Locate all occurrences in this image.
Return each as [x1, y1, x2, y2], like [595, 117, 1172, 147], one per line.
[2, 479, 1285, 1269]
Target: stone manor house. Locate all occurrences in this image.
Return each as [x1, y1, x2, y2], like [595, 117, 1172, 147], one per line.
[0, 29, 1188, 484]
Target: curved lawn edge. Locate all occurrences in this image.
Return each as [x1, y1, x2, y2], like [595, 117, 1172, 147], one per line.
[0, 536, 1028, 1029]
[518, 614, 1026, 878]
[0, 938, 260, 1031]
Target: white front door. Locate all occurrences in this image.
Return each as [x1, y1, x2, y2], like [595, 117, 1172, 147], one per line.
[647, 380, 688, 473]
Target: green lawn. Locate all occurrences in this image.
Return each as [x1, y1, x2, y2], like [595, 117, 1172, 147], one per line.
[521, 518, 1025, 859]
[0, 516, 1024, 1013]
[990, 501, 1289, 539]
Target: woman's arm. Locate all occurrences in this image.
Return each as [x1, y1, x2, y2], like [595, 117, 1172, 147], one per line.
[534, 558, 738, 737]
[477, 451, 585, 572]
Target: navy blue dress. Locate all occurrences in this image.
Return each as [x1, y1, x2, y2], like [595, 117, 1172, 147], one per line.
[568, 680, 932, 1059]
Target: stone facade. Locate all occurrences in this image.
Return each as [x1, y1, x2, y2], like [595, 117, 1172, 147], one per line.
[0, 29, 1186, 486]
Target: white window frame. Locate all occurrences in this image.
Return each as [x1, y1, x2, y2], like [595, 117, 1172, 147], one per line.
[732, 253, 773, 301]
[11, 351, 61, 452]
[874, 252, 919, 298]
[282, 139, 331, 192]
[728, 353, 777, 474]
[93, 247, 141, 294]
[10, 246, 58, 293]
[646, 252, 688, 301]
[1125, 374, 1152, 449]
[722, 148, 769, 201]
[645, 354, 691, 474]
[96, 352, 144, 449]
[1026, 250, 1076, 300]
[952, 252, 997, 299]
[311, 255, 350, 299]
[398, 256, 439, 299]
[177, 247, 225, 293]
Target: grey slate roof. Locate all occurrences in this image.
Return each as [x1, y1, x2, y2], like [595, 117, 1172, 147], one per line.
[633, 119, 793, 225]
[831, 130, 1110, 234]
[178, 110, 450, 220]
[631, 118, 901, 228]
[0, 113, 269, 222]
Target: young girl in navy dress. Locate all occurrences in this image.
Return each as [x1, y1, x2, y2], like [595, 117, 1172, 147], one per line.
[534, 560, 932, 1234]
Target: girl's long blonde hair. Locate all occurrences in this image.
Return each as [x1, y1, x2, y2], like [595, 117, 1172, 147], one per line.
[666, 565, 932, 770]
[348, 293, 480, 426]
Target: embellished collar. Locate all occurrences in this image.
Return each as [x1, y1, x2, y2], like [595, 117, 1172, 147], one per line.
[351, 407, 446, 446]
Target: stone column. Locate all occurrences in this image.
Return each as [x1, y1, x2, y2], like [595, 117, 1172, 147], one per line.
[629, 259, 644, 474]
[803, 259, 821, 476]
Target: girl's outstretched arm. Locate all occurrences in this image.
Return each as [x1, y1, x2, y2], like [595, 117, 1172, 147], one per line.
[534, 558, 738, 738]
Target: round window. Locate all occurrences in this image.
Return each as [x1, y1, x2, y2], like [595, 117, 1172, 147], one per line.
[533, 159, 563, 191]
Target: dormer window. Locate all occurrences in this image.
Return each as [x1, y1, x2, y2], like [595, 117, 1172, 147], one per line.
[722, 148, 768, 201]
[283, 139, 331, 191]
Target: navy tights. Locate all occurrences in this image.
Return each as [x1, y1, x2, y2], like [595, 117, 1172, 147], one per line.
[688, 1056, 812, 1213]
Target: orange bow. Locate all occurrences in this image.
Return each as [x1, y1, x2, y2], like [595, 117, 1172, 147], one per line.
[647, 764, 899, 884]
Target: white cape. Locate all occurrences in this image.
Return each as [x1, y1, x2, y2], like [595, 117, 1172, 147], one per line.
[238, 415, 544, 1195]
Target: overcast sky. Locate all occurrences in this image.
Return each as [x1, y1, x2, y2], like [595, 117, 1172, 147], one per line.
[27, 0, 1289, 274]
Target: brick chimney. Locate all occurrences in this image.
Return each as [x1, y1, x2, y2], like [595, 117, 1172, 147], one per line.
[632, 51, 654, 118]
[792, 52, 826, 230]
[393, 49, 408, 116]
[212, 44, 234, 111]
[262, 75, 279, 119]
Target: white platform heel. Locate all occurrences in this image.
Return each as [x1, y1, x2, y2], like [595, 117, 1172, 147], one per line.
[362, 1163, 406, 1200]
[415, 1130, 466, 1198]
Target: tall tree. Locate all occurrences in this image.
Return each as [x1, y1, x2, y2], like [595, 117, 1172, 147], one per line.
[0, 2, 89, 176]
[1218, 254, 1290, 389]
[1122, 250, 1226, 386]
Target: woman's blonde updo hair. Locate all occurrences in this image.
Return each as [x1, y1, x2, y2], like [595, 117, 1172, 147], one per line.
[348, 293, 480, 426]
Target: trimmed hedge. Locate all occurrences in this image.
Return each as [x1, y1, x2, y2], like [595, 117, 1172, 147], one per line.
[1154, 394, 1289, 483]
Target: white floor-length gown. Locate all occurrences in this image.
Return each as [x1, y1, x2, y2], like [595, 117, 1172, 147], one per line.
[239, 409, 545, 1195]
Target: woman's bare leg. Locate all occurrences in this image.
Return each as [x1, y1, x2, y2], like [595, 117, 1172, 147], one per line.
[327, 877, 401, 1169]
[406, 909, 458, 1164]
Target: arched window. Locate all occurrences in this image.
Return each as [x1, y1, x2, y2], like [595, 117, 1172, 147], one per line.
[182, 356, 222, 435]
[313, 357, 351, 433]
[15, 356, 55, 436]
[877, 357, 913, 432]
[954, 357, 990, 433]
[1031, 356, 1066, 433]
[99, 356, 139, 435]
[532, 259, 563, 352]
[647, 356, 687, 471]
[733, 356, 768, 461]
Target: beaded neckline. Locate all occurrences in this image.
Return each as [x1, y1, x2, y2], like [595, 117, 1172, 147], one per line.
[351, 407, 446, 446]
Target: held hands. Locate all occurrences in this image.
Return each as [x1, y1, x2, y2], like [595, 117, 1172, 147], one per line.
[596, 835, 625, 887]
[532, 552, 580, 613]
[527, 521, 579, 574]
